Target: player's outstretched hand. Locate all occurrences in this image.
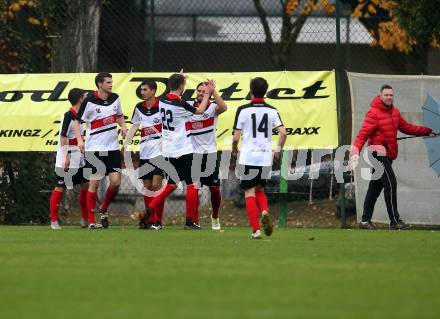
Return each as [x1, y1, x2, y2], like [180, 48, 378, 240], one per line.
[204, 80, 214, 95]
[429, 131, 439, 137]
[273, 151, 280, 163]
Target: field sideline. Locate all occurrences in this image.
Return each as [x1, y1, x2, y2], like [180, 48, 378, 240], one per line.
[0, 226, 439, 319]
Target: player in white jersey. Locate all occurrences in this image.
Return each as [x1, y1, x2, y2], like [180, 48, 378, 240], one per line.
[232, 77, 287, 239]
[124, 80, 166, 230]
[49, 88, 89, 230]
[139, 73, 214, 230]
[187, 82, 227, 230]
[73, 72, 127, 229]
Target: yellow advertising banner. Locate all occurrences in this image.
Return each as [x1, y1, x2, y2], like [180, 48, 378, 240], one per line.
[0, 71, 337, 151]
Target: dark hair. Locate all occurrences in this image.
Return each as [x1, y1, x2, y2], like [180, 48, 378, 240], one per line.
[68, 88, 85, 105]
[95, 72, 112, 88]
[196, 82, 204, 90]
[250, 77, 269, 98]
[381, 84, 393, 92]
[168, 73, 186, 91]
[141, 79, 157, 92]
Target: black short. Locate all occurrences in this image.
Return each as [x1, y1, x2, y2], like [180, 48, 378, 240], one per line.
[238, 165, 271, 190]
[166, 153, 194, 185]
[193, 152, 220, 187]
[84, 150, 121, 177]
[55, 167, 88, 188]
[139, 156, 165, 180]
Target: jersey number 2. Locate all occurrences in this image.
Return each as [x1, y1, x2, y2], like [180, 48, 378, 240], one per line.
[161, 109, 174, 131]
[251, 113, 268, 138]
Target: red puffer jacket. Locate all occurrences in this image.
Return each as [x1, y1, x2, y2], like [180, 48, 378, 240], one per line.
[353, 96, 432, 160]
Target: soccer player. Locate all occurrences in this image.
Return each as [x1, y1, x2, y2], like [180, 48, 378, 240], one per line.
[232, 77, 287, 239]
[73, 72, 127, 229]
[124, 80, 165, 230]
[139, 73, 214, 230]
[187, 81, 227, 230]
[49, 88, 89, 230]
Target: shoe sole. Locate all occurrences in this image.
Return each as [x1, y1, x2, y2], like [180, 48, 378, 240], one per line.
[261, 214, 273, 236]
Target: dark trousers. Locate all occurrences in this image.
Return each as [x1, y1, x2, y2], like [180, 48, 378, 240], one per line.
[362, 155, 401, 224]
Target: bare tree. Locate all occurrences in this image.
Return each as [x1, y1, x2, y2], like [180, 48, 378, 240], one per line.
[253, 0, 321, 69]
[51, 0, 102, 72]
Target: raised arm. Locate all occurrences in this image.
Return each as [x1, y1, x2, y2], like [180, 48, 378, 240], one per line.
[195, 80, 215, 114]
[212, 82, 227, 114]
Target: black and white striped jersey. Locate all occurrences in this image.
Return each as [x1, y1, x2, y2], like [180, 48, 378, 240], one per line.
[159, 93, 197, 158]
[76, 91, 123, 152]
[130, 98, 162, 160]
[55, 107, 85, 169]
[188, 101, 218, 154]
[233, 98, 283, 166]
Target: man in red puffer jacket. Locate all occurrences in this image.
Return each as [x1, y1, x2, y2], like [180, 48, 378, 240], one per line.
[352, 84, 436, 230]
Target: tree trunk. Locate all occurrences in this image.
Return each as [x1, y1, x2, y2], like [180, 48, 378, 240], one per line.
[51, 0, 101, 72]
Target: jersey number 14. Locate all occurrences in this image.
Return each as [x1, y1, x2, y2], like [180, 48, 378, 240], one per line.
[251, 113, 268, 138]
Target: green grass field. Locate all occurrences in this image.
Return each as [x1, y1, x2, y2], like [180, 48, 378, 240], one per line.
[0, 226, 439, 319]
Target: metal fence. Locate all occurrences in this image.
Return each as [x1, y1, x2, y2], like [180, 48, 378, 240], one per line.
[0, 0, 438, 227]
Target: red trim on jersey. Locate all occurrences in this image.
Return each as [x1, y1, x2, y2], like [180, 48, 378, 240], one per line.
[251, 98, 265, 103]
[166, 93, 181, 101]
[189, 117, 214, 130]
[93, 91, 104, 100]
[140, 124, 162, 137]
[69, 107, 78, 117]
[143, 97, 159, 109]
[68, 138, 78, 145]
[91, 114, 117, 130]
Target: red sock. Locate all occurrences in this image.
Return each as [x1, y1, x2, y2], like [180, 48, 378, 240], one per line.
[245, 196, 260, 232]
[101, 187, 117, 212]
[210, 186, 221, 219]
[186, 184, 198, 223]
[148, 184, 175, 213]
[143, 195, 156, 223]
[255, 191, 269, 213]
[155, 200, 165, 223]
[79, 189, 88, 220]
[86, 191, 97, 224]
[49, 190, 63, 222]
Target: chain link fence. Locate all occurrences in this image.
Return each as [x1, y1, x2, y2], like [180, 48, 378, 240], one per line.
[1, 0, 438, 227]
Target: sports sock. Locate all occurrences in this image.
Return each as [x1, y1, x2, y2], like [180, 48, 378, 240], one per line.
[186, 184, 198, 223]
[86, 191, 97, 224]
[255, 190, 269, 213]
[101, 187, 117, 212]
[49, 189, 63, 222]
[245, 196, 260, 232]
[79, 189, 88, 220]
[148, 184, 175, 213]
[210, 186, 221, 219]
